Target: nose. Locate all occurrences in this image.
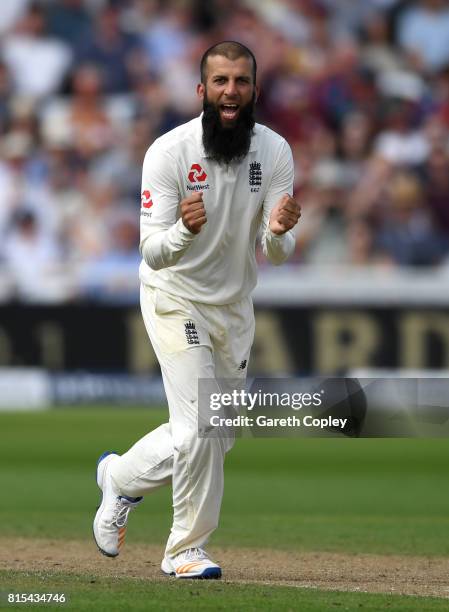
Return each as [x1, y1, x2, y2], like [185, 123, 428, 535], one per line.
[224, 79, 238, 97]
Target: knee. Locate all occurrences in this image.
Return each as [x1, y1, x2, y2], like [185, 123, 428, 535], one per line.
[173, 425, 197, 454]
[174, 427, 232, 460]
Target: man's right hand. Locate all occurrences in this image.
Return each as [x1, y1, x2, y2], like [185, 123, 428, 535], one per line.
[181, 192, 207, 234]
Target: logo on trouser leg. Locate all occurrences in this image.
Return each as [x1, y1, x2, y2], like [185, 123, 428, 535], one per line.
[238, 359, 247, 370]
[184, 320, 200, 345]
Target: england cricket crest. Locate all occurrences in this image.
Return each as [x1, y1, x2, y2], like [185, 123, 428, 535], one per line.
[184, 320, 200, 345]
[249, 161, 262, 192]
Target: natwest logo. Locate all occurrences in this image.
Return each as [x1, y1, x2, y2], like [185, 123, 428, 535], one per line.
[188, 163, 207, 183]
[141, 189, 153, 208]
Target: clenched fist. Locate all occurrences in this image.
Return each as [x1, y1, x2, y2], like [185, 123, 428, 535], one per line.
[269, 193, 301, 235]
[181, 192, 207, 234]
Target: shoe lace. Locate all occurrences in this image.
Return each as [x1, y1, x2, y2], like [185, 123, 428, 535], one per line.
[113, 499, 133, 528]
[179, 548, 207, 562]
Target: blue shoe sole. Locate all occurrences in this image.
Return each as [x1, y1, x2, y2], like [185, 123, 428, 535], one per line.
[196, 567, 222, 579]
[162, 567, 222, 579]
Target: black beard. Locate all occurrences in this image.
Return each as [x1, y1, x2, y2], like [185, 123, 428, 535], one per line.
[202, 97, 255, 165]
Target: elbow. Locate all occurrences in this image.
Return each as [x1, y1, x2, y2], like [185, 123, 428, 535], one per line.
[140, 228, 191, 271]
[140, 239, 165, 271]
[145, 257, 165, 271]
[142, 248, 178, 271]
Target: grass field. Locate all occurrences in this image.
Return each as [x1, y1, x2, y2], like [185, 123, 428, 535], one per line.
[2, 570, 449, 611]
[0, 407, 448, 610]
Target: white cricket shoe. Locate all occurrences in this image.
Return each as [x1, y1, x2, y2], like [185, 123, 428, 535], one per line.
[93, 451, 143, 557]
[161, 548, 222, 579]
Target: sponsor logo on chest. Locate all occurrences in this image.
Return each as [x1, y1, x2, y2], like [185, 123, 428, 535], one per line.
[187, 163, 210, 191]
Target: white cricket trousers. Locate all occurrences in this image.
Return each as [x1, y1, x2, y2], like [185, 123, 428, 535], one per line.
[109, 283, 255, 557]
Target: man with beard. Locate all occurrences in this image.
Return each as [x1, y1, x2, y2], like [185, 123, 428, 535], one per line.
[93, 41, 301, 579]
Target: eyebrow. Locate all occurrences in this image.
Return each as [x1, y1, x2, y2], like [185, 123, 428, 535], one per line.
[211, 74, 251, 80]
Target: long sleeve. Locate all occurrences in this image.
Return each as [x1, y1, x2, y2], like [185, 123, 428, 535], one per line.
[139, 144, 196, 271]
[260, 140, 296, 265]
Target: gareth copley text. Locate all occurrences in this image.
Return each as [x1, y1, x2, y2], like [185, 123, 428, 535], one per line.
[209, 414, 348, 429]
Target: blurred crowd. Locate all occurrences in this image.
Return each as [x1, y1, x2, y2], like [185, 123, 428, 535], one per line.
[1, 0, 449, 302]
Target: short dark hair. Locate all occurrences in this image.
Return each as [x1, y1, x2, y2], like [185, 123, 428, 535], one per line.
[200, 41, 257, 84]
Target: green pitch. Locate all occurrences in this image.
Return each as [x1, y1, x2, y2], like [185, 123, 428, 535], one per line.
[0, 407, 448, 610]
[1, 407, 448, 554]
[2, 571, 449, 612]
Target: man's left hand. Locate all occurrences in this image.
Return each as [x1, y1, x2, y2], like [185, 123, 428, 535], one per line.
[269, 194, 301, 236]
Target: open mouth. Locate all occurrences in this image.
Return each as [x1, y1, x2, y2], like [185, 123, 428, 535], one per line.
[220, 104, 240, 120]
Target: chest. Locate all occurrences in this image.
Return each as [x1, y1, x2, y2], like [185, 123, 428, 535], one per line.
[177, 155, 269, 217]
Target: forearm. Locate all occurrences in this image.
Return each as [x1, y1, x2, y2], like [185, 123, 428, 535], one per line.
[140, 218, 196, 270]
[261, 227, 295, 265]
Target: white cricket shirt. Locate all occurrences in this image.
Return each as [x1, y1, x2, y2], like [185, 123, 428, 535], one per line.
[139, 115, 295, 304]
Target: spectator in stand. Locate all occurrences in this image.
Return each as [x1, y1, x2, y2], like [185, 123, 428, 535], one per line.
[421, 142, 449, 241]
[295, 160, 351, 264]
[398, 0, 449, 73]
[0, 62, 13, 132]
[0, 0, 32, 37]
[90, 116, 154, 202]
[345, 216, 387, 266]
[376, 171, 447, 265]
[311, 40, 376, 129]
[45, 0, 92, 49]
[433, 65, 449, 129]
[80, 209, 140, 303]
[3, 209, 62, 301]
[132, 75, 188, 136]
[338, 111, 374, 188]
[322, 0, 401, 42]
[259, 59, 318, 146]
[36, 121, 89, 263]
[1, 2, 72, 99]
[139, 2, 201, 114]
[68, 63, 116, 161]
[69, 180, 121, 263]
[141, 2, 196, 77]
[360, 11, 405, 75]
[219, 6, 283, 81]
[0, 129, 40, 242]
[374, 97, 429, 166]
[75, 1, 145, 93]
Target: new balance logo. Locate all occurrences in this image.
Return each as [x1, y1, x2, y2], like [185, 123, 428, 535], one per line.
[184, 320, 199, 345]
[238, 359, 247, 370]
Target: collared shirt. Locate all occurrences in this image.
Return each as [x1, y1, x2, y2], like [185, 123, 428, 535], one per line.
[139, 115, 295, 305]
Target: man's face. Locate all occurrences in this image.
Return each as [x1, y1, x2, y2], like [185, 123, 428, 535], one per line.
[197, 54, 259, 164]
[197, 55, 258, 128]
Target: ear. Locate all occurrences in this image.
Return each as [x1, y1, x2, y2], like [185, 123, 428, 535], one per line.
[197, 83, 205, 101]
[254, 84, 260, 103]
